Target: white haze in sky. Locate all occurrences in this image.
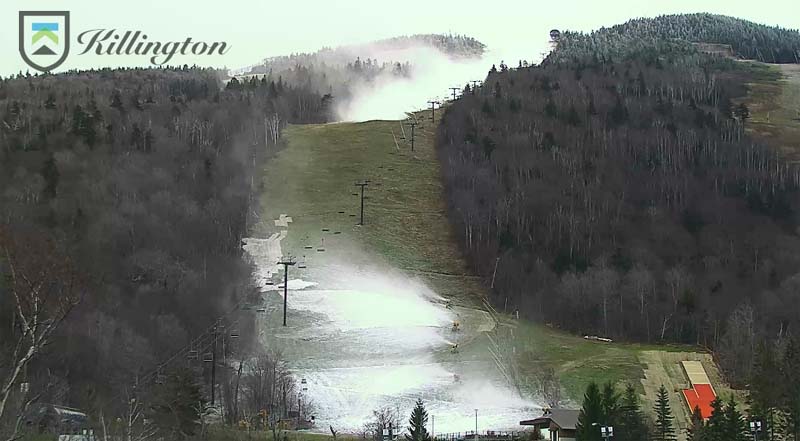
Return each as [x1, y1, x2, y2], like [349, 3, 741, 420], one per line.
[1, 0, 796, 76]
[334, 47, 488, 121]
[334, 46, 541, 122]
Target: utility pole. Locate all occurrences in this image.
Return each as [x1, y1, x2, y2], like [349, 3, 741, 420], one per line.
[449, 87, 460, 101]
[355, 180, 370, 225]
[405, 120, 418, 151]
[278, 256, 297, 326]
[211, 324, 218, 405]
[427, 100, 440, 122]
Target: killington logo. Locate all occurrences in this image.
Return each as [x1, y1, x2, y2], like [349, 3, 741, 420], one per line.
[19, 11, 70, 72]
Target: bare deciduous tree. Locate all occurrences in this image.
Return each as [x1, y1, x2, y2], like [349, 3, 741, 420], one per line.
[0, 226, 82, 431]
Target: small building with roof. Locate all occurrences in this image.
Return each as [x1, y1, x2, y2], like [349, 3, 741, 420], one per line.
[520, 408, 579, 441]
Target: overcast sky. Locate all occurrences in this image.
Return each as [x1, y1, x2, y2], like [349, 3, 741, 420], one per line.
[0, 0, 797, 76]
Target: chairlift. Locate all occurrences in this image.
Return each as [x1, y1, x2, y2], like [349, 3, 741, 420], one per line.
[257, 307, 266, 313]
[298, 257, 307, 269]
[321, 228, 330, 232]
[334, 231, 342, 235]
[188, 349, 199, 360]
[230, 329, 240, 338]
[265, 280, 275, 285]
[338, 211, 346, 214]
[304, 245, 314, 249]
[203, 352, 214, 362]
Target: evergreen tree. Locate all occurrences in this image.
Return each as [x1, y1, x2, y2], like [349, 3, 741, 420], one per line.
[40, 154, 59, 199]
[405, 399, 430, 441]
[783, 336, 800, 441]
[110, 90, 124, 109]
[576, 382, 604, 441]
[601, 382, 620, 427]
[148, 367, 207, 439]
[687, 406, 706, 441]
[44, 93, 56, 109]
[618, 384, 649, 441]
[653, 385, 676, 441]
[751, 342, 781, 441]
[735, 103, 750, 121]
[722, 397, 748, 441]
[705, 397, 727, 441]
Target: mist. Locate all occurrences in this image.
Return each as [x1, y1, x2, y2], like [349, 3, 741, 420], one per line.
[333, 44, 548, 122]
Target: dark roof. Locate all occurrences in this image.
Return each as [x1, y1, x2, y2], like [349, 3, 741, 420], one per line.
[520, 409, 579, 430]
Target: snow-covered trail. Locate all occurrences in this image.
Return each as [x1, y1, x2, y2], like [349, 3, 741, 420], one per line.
[243, 215, 540, 434]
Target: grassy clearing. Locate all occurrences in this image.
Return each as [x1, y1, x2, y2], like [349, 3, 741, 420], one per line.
[254, 112, 722, 430]
[254, 116, 483, 303]
[740, 62, 800, 160]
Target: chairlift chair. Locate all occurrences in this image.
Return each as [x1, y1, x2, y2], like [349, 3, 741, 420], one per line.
[187, 349, 199, 360]
[203, 352, 213, 362]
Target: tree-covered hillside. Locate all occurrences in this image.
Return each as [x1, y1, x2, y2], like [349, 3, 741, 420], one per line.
[439, 33, 799, 389]
[0, 67, 328, 434]
[549, 13, 800, 64]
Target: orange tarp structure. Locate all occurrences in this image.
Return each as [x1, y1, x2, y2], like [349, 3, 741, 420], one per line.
[682, 383, 716, 419]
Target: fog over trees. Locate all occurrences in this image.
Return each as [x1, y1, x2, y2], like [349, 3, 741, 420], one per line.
[238, 34, 486, 120]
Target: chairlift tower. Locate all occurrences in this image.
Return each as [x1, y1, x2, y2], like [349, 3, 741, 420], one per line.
[355, 180, 370, 225]
[405, 120, 419, 152]
[449, 87, 460, 101]
[427, 100, 440, 123]
[278, 256, 297, 326]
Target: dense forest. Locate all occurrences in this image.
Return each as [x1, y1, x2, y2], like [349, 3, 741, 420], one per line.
[0, 67, 329, 437]
[549, 13, 800, 65]
[438, 21, 800, 393]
